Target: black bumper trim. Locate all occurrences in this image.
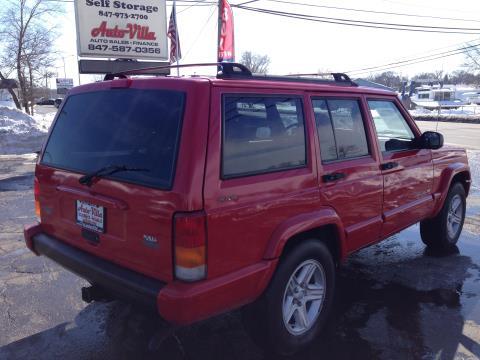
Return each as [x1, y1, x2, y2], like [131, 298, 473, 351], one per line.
[32, 233, 165, 310]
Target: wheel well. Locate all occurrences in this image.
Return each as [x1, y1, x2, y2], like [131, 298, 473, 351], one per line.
[451, 171, 471, 195]
[280, 225, 341, 266]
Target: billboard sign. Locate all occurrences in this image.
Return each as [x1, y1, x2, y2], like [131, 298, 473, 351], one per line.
[56, 78, 74, 94]
[74, 0, 168, 61]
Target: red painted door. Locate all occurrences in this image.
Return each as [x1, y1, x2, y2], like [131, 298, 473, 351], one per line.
[203, 88, 320, 278]
[311, 94, 383, 253]
[366, 98, 434, 237]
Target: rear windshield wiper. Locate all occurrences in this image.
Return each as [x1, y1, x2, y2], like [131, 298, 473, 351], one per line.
[79, 165, 149, 187]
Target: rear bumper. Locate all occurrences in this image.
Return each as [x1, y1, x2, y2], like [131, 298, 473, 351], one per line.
[24, 224, 278, 325]
[28, 230, 165, 311]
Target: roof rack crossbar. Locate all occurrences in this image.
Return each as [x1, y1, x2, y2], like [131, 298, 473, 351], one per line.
[284, 72, 355, 84]
[103, 62, 251, 81]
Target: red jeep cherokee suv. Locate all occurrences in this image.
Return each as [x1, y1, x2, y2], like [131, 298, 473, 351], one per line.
[24, 63, 471, 354]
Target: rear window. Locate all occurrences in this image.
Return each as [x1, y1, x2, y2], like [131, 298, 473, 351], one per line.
[41, 89, 185, 189]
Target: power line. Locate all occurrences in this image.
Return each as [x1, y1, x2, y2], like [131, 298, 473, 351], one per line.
[261, 0, 480, 24]
[347, 42, 480, 74]
[348, 45, 480, 76]
[177, 0, 212, 14]
[232, 4, 480, 34]
[182, 5, 217, 59]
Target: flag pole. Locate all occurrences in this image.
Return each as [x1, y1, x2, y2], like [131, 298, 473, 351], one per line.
[174, 0, 180, 76]
[217, 0, 222, 64]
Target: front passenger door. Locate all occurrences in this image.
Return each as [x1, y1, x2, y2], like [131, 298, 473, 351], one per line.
[367, 99, 434, 237]
[313, 97, 383, 253]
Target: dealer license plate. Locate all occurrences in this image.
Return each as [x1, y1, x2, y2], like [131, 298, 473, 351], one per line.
[76, 200, 105, 233]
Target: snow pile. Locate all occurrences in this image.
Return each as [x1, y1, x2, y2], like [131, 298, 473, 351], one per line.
[0, 99, 15, 108]
[33, 111, 56, 132]
[410, 105, 480, 123]
[0, 106, 53, 154]
[409, 107, 432, 116]
[410, 105, 480, 117]
[0, 89, 15, 108]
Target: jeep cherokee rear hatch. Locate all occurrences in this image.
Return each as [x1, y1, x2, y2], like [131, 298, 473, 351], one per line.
[34, 83, 200, 282]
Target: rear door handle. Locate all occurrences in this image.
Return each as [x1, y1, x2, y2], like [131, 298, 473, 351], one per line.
[322, 172, 346, 183]
[380, 162, 399, 170]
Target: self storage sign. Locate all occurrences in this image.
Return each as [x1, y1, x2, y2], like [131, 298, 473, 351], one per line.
[74, 0, 168, 60]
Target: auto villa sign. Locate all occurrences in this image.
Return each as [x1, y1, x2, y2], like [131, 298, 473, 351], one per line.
[74, 0, 168, 60]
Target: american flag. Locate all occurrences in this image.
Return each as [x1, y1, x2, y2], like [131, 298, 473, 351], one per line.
[167, 3, 181, 64]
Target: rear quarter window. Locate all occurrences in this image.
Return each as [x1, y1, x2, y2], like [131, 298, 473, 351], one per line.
[222, 96, 306, 178]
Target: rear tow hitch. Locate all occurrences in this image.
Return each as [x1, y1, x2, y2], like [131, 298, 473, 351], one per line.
[81, 285, 113, 303]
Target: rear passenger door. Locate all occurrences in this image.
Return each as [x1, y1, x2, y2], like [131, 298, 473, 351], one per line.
[312, 96, 383, 252]
[366, 98, 434, 237]
[203, 89, 319, 278]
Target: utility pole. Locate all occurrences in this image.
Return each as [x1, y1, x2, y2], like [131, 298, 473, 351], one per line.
[62, 57, 66, 78]
[77, 54, 81, 85]
[174, 0, 180, 76]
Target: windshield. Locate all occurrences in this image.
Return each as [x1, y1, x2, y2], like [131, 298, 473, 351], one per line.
[41, 88, 185, 189]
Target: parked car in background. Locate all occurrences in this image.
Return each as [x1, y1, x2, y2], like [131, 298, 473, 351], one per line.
[36, 98, 55, 106]
[24, 63, 471, 355]
[54, 98, 63, 108]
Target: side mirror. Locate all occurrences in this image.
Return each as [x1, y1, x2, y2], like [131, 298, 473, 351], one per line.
[419, 131, 444, 150]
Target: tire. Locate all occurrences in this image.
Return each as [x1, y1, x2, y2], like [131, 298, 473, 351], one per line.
[420, 182, 466, 250]
[243, 240, 335, 356]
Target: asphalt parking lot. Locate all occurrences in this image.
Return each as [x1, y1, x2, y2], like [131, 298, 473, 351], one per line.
[0, 149, 479, 360]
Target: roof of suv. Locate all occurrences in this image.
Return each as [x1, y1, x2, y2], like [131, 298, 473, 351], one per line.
[87, 63, 396, 97]
[74, 75, 395, 98]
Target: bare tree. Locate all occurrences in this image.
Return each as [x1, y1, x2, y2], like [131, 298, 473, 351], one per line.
[433, 69, 444, 82]
[0, 0, 59, 114]
[240, 51, 271, 74]
[367, 71, 405, 90]
[463, 44, 480, 73]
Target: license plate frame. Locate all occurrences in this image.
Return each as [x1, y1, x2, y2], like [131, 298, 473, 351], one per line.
[76, 200, 105, 233]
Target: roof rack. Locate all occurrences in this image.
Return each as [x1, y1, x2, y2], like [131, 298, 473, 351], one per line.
[222, 72, 357, 86]
[103, 62, 251, 80]
[103, 62, 356, 87]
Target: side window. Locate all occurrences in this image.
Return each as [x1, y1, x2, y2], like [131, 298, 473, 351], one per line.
[312, 98, 370, 162]
[222, 96, 306, 178]
[311, 100, 337, 162]
[367, 100, 415, 152]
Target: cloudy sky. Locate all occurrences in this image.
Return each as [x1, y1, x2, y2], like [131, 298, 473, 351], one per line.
[50, 0, 480, 85]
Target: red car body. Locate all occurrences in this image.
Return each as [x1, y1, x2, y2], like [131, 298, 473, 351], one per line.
[24, 73, 471, 326]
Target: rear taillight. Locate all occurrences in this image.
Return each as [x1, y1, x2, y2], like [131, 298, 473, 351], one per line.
[34, 177, 41, 219]
[174, 212, 207, 282]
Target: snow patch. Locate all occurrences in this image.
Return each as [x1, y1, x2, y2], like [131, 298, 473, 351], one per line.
[0, 106, 55, 155]
[0, 99, 15, 108]
[410, 105, 480, 117]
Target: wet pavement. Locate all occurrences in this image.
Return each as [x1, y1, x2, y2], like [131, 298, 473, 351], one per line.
[0, 151, 479, 360]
